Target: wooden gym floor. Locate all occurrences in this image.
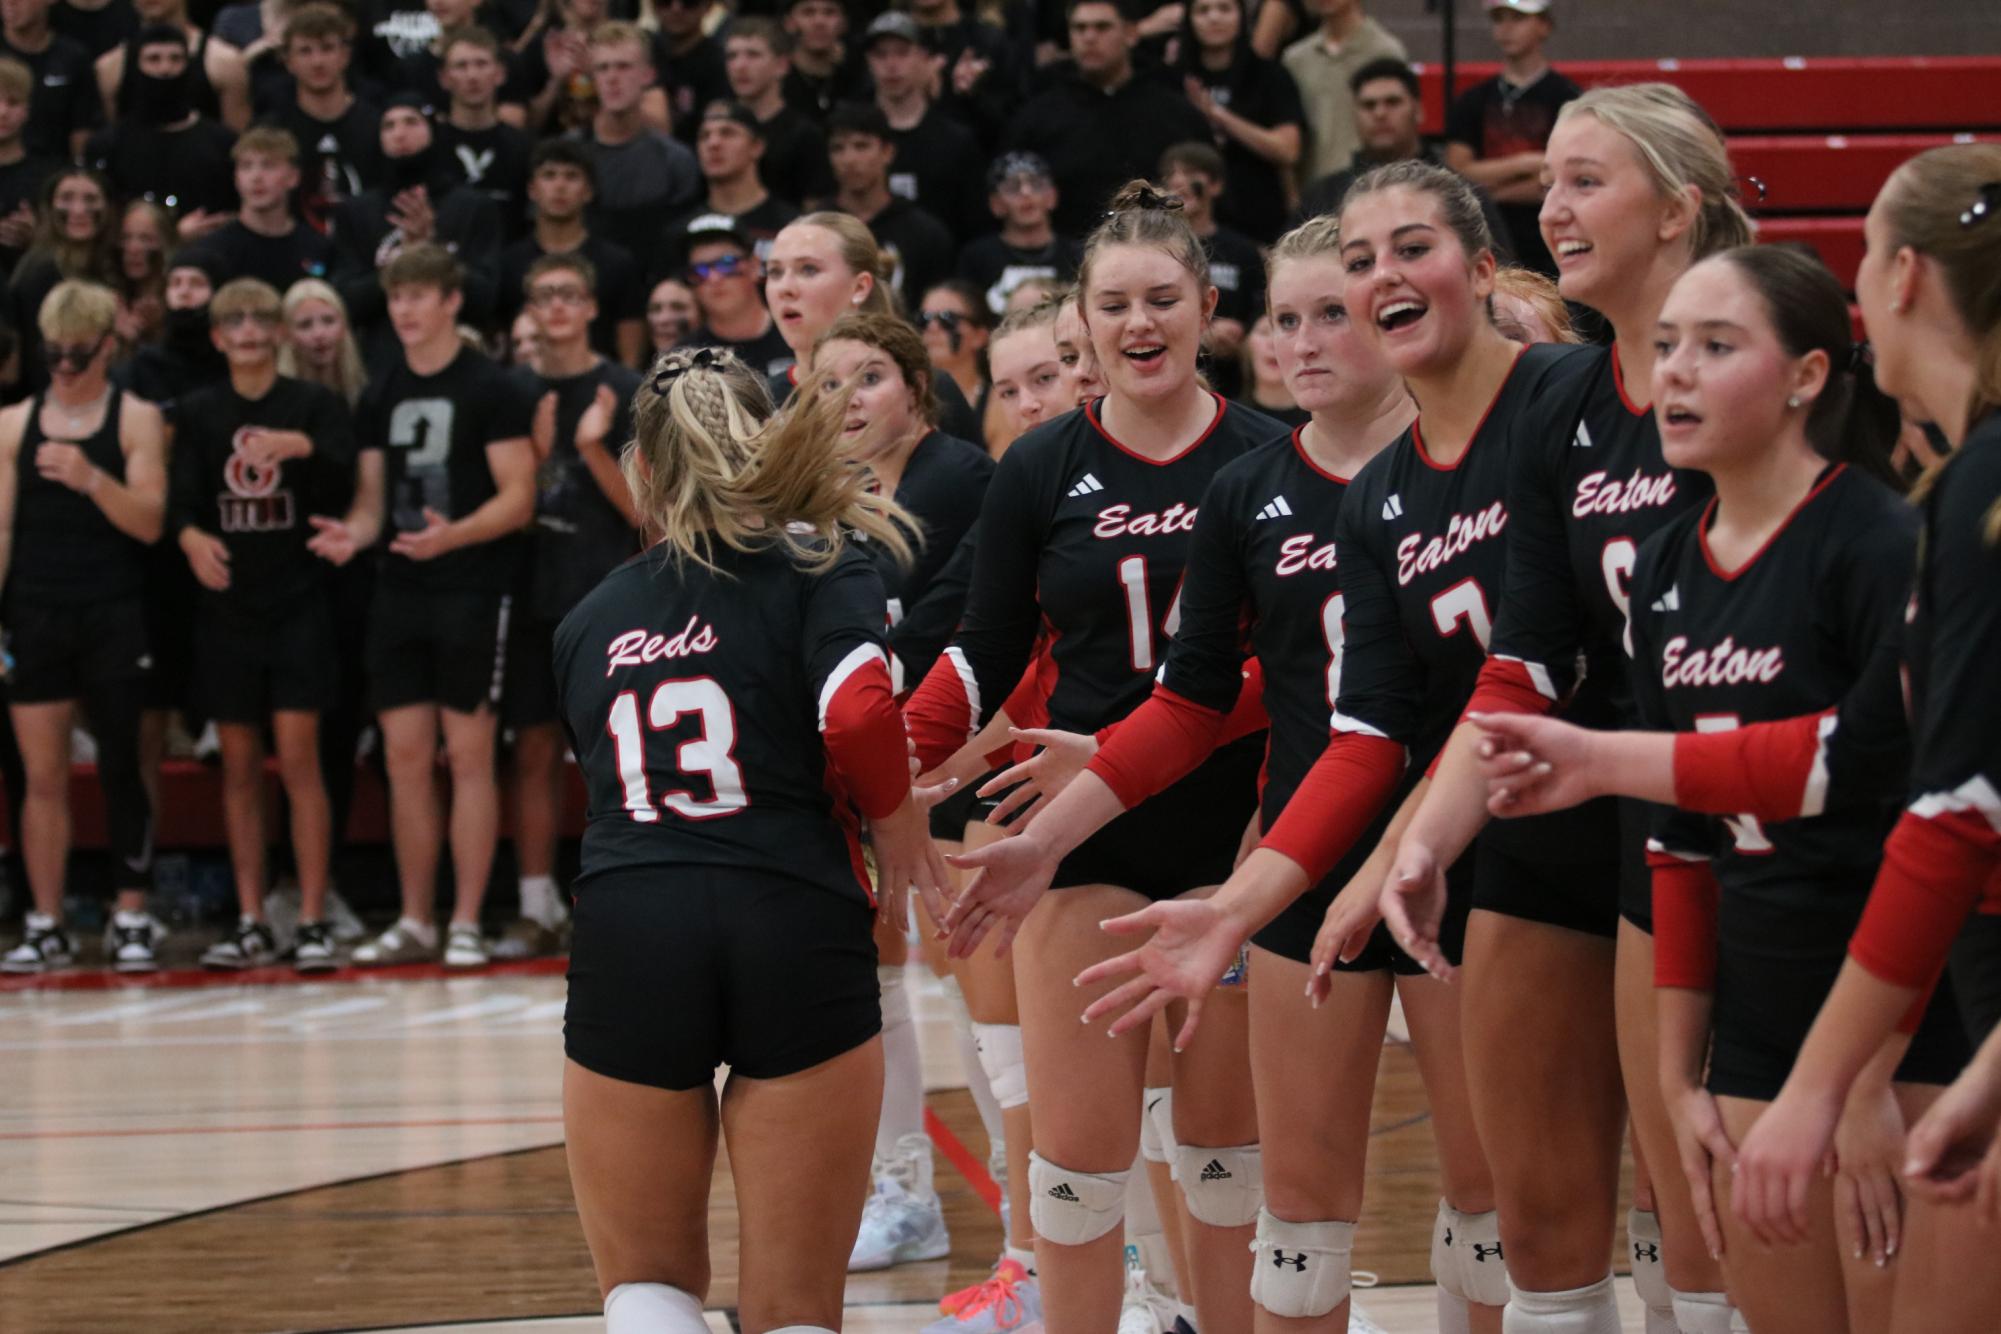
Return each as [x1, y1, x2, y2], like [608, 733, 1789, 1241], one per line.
[0, 961, 1655, 1332]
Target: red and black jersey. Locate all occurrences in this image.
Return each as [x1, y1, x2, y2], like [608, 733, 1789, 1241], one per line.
[1262, 342, 1610, 881]
[860, 431, 994, 688]
[904, 395, 1289, 770]
[1476, 344, 1710, 724]
[554, 541, 908, 906]
[1630, 465, 1916, 905]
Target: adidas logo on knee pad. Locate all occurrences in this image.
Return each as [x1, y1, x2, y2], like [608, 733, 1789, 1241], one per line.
[1046, 1182, 1078, 1203]
[1199, 1159, 1232, 1182]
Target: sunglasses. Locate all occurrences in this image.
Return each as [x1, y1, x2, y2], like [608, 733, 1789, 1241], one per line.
[916, 309, 962, 332]
[688, 253, 748, 283]
[43, 335, 107, 373]
[1961, 181, 2001, 229]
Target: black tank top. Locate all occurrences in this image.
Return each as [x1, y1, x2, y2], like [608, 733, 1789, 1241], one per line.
[11, 393, 148, 604]
[116, 27, 223, 123]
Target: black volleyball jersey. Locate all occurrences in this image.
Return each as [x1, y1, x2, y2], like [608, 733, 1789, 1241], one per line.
[863, 431, 993, 686]
[1161, 427, 1378, 827]
[168, 376, 356, 615]
[1484, 345, 1708, 723]
[555, 542, 900, 904]
[904, 395, 1289, 767]
[1631, 465, 1916, 904]
[356, 348, 536, 595]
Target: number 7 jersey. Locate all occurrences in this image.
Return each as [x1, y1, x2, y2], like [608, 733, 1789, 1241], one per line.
[554, 543, 905, 904]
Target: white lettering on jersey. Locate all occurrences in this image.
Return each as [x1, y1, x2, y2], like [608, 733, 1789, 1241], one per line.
[1572, 469, 1678, 519]
[1394, 500, 1507, 586]
[1660, 635, 1786, 689]
[605, 619, 722, 676]
[218, 427, 298, 533]
[1274, 533, 1338, 578]
[1094, 502, 1197, 539]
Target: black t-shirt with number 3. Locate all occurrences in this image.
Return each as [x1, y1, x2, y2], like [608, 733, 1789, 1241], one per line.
[357, 347, 537, 594]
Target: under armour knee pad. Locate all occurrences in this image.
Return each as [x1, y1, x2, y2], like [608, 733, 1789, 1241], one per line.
[1434, 1204, 1507, 1307]
[1670, 1290, 1740, 1334]
[604, 1283, 709, 1334]
[1503, 1274, 1621, 1334]
[1173, 1142, 1262, 1227]
[972, 1022, 1028, 1109]
[1248, 1209, 1354, 1319]
[1626, 1208, 1672, 1323]
[1139, 1086, 1174, 1165]
[1028, 1151, 1128, 1245]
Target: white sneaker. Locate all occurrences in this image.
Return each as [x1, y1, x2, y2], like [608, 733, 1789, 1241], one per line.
[442, 923, 489, 970]
[849, 1135, 950, 1270]
[351, 919, 437, 967]
[1117, 1249, 1181, 1334]
[107, 911, 166, 974]
[2, 912, 74, 974]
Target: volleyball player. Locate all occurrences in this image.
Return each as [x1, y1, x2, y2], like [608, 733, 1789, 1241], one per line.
[503, 251, 642, 957]
[985, 297, 1071, 455]
[1471, 142, 2001, 1332]
[905, 181, 1285, 1329]
[554, 346, 951, 1334]
[1337, 85, 1751, 1333]
[173, 278, 351, 973]
[0, 281, 165, 975]
[305, 244, 536, 971]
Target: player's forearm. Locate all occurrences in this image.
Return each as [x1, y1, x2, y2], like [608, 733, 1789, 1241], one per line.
[1656, 987, 1714, 1094]
[1398, 723, 1494, 868]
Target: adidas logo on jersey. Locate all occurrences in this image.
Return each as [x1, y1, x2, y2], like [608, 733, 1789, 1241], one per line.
[1046, 1182, 1080, 1203]
[1651, 585, 1681, 613]
[1381, 494, 1405, 520]
[1199, 1159, 1232, 1182]
[1067, 473, 1105, 498]
[1255, 496, 1294, 520]
[1573, 421, 1595, 449]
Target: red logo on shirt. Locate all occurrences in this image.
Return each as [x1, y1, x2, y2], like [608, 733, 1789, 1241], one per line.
[1395, 501, 1507, 586]
[1094, 502, 1198, 539]
[605, 619, 721, 676]
[1660, 635, 1785, 689]
[1571, 470, 1677, 519]
[1275, 534, 1338, 577]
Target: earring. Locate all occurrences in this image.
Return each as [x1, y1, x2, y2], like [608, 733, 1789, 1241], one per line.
[1787, 395, 1801, 409]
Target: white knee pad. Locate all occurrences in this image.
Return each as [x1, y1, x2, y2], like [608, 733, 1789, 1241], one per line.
[765, 1327, 838, 1333]
[1028, 1151, 1129, 1245]
[604, 1282, 708, 1334]
[1626, 1208, 1673, 1327]
[1173, 1142, 1263, 1227]
[1248, 1209, 1354, 1319]
[972, 1022, 1028, 1110]
[1503, 1274, 1621, 1334]
[877, 963, 912, 1026]
[1670, 1290, 1741, 1334]
[1432, 1203, 1508, 1308]
[1139, 1086, 1174, 1165]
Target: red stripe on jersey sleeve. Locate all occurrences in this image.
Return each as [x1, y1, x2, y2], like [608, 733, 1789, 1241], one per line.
[1672, 711, 1827, 821]
[1649, 856, 1720, 990]
[1218, 658, 1270, 746]
[1463, 656, 1561, 721]
[1848, 805, 2001, 989]
[1087, 686, 1231, 809]
[1258, 733, 1404, 884]
[905, 651, 979, 775]
[824, 655, 913, 820]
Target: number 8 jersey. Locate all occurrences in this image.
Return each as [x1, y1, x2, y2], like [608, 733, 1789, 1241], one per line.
[554, 543, 909, 905]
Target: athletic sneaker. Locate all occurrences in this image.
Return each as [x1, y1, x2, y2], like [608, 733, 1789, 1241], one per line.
[107, 911, 166, 974]
[924, 1259, 1042, 1333]
[351, 920, 438, 967]
[1116, 1253, 1182, 1334]
[202, 917, 280, 970]
[849, 1136, 950, 1270]
[442, 923, 489, 970]
[294, 922, 338, 974]
[488, 916, 566, 960]
[1, 913, 75, 974]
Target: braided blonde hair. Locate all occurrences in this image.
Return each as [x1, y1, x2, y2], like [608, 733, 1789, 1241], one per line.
[624, 346, 914, 575]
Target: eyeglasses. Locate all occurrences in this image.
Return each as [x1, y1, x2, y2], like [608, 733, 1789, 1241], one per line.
[688, 253, 748, 283]
[1961, 181, 2001, 229]
[528, 284, 592, 307]
[43, 336, 107, 373]
[916, 309, 962, 332]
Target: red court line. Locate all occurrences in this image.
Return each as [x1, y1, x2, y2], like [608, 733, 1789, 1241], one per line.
[0, 957, 570, 993]
[925, 1105, 1001, 1215]
[0, 1114, 564, 1142]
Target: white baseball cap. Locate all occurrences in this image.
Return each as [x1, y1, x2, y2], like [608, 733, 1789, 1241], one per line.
[1485, 0, 1551, 14]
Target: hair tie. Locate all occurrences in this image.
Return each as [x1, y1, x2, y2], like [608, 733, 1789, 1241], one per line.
[1105, 186, 1184, 220]
[1960, 181, 2001, 229]
[1738, 174, 1768, 205]
[651, 346, 724, 394]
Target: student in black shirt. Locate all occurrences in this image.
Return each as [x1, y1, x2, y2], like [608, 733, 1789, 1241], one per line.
[503, 251, 640, 955]
[95, 0, 250, 131]
[266, 3, 383, 230]
[678, 214, 791, 376]
[1444, 0, 1579, 277]
[183, 126, 337, 293]
[5, 165, 118, 394]
[865, 11, 983, 243]
[497, 138, 643, 367]
[723, 16, 830, 207]
[1175, 0, 1304, 246]
[1, 0, 104, 157]
[306, 243, 536, 972]
[171, 278, 353, 974]
[87, 24, 239, 234]
[52, 0, 134, 57]
[907, 0, 1021, 149]
[432, 25, 532, 237]
[823, 99, 953, 312]
[652, 0, 727, 142]
[780, 0, 863, 119]
[0, 56, 56, 281]
[956, 150, 1084, 317]
[120, 250, 225, 410]
[568, 20, 699, 262]
[1159, 142, 1263, 378]
[655, 99, 798, 281]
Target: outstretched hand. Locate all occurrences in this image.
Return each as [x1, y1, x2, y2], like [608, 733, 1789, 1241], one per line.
[1073, 898, 1247, 1049]
[1467, 711, 1608, 817]
[940, 832, 1058, 959]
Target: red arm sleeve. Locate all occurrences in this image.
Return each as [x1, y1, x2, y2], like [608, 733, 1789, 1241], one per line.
[1463, 655, 1563, 721]
[1649, 855, 1720, 990]
[821, 649, 911, 821]
[1257, 733, 1405, 883]
[1672, 711, 1829, 822]
[1086, 686, 1232, 809]
[1847, 806, 2001, 989]
[1217, 657, 1269, 745]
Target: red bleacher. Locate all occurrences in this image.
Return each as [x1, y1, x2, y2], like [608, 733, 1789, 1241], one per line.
[1417, 56, 2001, 286]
